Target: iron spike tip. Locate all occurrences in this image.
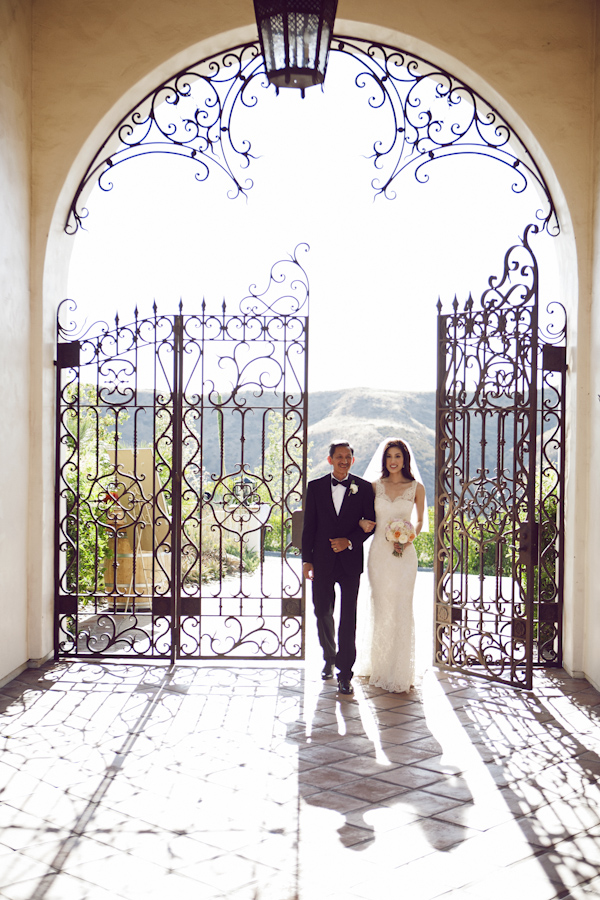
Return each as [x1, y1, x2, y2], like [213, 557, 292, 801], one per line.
[436, 297, 442, 313]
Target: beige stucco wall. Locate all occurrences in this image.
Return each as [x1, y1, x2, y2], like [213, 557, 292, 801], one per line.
[0, 0, 31, 682]
[2, 0, 593, 685]
[585, 9, 600, 688]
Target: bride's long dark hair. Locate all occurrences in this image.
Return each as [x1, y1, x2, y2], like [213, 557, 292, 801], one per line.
[381, 439, 415, 481]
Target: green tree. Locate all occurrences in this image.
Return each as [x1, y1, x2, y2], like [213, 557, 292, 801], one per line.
[62, 384, 126, 602]
[413, 508, 435, 568]
[253, 410, 311, 553]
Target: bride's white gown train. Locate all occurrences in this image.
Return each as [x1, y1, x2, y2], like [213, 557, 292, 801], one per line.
[356, 479, 418, 693]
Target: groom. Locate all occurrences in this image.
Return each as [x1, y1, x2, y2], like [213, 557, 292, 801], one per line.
[302, 441, 375, 695]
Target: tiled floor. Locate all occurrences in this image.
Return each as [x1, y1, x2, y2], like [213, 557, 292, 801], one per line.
[2, 584, 600, 899]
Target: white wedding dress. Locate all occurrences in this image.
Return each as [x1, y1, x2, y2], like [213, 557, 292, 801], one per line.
[356, 478, 418, 693]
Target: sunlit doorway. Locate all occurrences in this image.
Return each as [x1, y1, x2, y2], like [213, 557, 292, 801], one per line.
[57, 36, 562, 668]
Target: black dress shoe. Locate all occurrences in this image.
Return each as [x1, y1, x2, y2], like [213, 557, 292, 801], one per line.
[321, 662, 334, 680]
[337, 678, 354, 695]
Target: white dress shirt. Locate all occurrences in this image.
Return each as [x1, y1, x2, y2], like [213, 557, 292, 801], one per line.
[331, 478, 347, 515]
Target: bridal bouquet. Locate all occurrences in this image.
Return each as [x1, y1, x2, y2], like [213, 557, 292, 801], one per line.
[385, 519, 416, 557]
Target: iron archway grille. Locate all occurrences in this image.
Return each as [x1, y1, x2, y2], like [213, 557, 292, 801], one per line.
[54, 250, 308, 661]
[65, 37, 557, 238]
[434, 230, 566, 689]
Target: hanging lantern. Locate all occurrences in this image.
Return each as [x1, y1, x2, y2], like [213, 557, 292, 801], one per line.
[253, 0, 338, 96]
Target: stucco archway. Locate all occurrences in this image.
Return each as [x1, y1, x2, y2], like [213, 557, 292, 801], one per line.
[41, 20, 580, 676]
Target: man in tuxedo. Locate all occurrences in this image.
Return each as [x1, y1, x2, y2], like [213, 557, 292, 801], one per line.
[302, 441, 376, 695]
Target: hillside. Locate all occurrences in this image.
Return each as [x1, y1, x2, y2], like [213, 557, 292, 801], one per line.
[306, 388, 436, 500]
[114, 387, 437, 500]
[111, 385, 556, 505]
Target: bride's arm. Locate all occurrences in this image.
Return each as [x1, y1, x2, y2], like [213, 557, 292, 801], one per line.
[414, 482, 426, 535]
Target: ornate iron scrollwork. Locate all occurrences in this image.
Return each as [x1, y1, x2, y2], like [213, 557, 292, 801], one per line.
[65, 38, 557, 236]
[331, 40, 557, 235]
[434, 229, 566, 688]
[54, 247, 309, 661]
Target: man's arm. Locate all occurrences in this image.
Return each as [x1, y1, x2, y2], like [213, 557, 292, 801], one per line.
[301, 481, 317, 579]
[345, 480, 376, 548]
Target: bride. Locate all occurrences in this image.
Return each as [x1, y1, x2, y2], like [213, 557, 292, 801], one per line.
[356, 438, 426, 693]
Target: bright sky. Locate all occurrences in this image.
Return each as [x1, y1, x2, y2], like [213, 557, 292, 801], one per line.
[67, 51, 559, 393]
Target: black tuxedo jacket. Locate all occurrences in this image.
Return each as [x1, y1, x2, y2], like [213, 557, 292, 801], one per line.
[301, 473, 376, 578]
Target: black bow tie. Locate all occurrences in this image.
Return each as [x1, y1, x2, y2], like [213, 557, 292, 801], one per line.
[332, 478, 350, 488]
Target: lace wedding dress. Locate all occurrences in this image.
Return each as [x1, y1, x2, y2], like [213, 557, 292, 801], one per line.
[356, 479, 418, 693]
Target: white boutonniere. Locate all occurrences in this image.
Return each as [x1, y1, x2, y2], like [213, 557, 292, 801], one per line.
[349, 482, 358, 495]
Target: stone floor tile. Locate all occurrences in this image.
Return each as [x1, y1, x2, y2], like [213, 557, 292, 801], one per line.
[335, 823, 375, 848]
[189, 828, 272, 853]
[297, 843, 380, 893]
[488, 780, 552, 815]
[463, 852, 582, 900]
[375, 765, 441, 790]
[0, 765, 42, 804]
[447, 825, 538, 871]
[377, 743, 440, 765]
[299, 764, 361, 789]
[2, 660, 600, 900]
[342, 823, 438, 868]
[297, 745, 354, 766]
[538, 839, 600, 890]
[365, 693, 418, 710]
[58, 842, 157, 887]
[0, 871, 120, 900]
[370, 725, 431, 746]
[226, 871, 300, 900]
[525, 796, 600, 840]
[329, 755, 400, 777]
[367, 847, 494, 900]
[371, 709, 425, 727]
[0, 806, 68, 852]
[123, 831, 220, 868]
[563, 874, 600, 898]
[431, 799, 519, 831]
[237, 832, 298, 867]
[409, 815, 480, 851]
[4, 782, 90, 831]
[131, 870, 224, 900]
[381, 787, 464, 817]
[324, 735, 380, 755]
[337, 778, 405, 803]
[299, 781, 323, 799]
[302, 789, 370, 814]
[178, 852, 278, 893]
[0, 847, 56, 888]
[321, 717, 376, 736]
[411, 754, 465, 776]
[18, 833, 117, 871]
[342, 802, 421, 833]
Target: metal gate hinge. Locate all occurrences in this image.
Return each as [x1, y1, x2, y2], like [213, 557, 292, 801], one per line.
[56, 341, 80, 369]
[542, 344, 566, 374]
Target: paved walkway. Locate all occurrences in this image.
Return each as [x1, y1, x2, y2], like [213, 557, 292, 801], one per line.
[2, 577, 600, 899]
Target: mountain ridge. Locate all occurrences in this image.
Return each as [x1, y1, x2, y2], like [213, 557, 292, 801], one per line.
[113, 387, 437, 500]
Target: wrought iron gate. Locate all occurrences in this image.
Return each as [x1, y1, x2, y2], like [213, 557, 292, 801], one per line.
[54, 250, 308, 661]
[434, 230, 566, 689]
